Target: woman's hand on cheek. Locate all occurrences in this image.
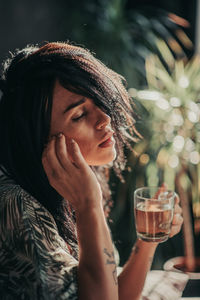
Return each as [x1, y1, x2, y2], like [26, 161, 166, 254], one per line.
[169, 195, 183, 238]
[42, 133, 103, 212]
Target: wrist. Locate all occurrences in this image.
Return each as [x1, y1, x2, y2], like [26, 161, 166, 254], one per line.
[74, 196, 103, 214]
[136, 238, 158, 251]
[75, 203, 105, 222]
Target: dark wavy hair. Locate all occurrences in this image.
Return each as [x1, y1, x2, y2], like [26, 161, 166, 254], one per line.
[0, 41, 139, 247]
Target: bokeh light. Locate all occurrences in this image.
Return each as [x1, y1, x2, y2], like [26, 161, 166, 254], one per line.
[170, 97, 181, 107]
[168, 154, 179, 168]
[173, 135, 185, 152]
[189, 151, 200, 164]
[178, 75, 189, 88]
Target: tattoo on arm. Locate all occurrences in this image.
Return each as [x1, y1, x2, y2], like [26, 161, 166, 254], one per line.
[103, 248, 118, 285]
[132, 244, 139, 254]
[132, 245, 154, 266]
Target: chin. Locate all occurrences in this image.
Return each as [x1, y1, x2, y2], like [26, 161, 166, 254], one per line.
[89, 150, 117, 166]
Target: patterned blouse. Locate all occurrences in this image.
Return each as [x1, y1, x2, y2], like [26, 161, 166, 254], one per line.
[0, 175, 79, 300]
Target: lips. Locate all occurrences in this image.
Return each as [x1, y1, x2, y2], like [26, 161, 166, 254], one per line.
[99, 137, 115, 148]
[98, 131, 115, 148]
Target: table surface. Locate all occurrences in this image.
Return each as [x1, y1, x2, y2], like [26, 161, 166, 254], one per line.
[180, 297, 200, 300]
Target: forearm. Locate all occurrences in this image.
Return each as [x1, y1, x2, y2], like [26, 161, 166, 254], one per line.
[118, 239, 158, 300]
[76, 206, 118, 300]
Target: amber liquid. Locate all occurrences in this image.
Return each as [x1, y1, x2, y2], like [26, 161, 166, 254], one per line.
[135, 203, 173, 242]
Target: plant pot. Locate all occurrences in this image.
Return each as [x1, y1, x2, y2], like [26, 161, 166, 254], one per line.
[164, 256, 200, 297]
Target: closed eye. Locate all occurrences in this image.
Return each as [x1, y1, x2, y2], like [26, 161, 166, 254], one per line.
[72, 112, 87, 122]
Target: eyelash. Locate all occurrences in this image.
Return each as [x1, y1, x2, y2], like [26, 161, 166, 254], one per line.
[72, 112, 87, 122]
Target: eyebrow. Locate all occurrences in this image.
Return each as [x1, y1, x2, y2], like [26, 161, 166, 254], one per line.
[64, 98, 86, 113]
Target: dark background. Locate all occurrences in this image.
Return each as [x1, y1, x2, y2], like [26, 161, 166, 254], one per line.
[0, 0, 196, 62]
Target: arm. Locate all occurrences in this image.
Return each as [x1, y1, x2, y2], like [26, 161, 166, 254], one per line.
[76, 207, 118, 300]
[42, 134, 118, 300]
[118, 239, 157, 300]
[118, 196, 183, 300]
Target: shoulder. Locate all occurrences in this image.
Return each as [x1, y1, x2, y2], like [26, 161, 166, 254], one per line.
[0, 180, 79, 299]
[0, 180, 58, 243]
[0, 179, 22, 205]
[0, 179, 54, 219]
[0, 179, 76, 257]
[0, 181, 25, 232]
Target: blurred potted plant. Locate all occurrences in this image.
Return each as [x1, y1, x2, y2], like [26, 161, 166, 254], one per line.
[132, 39, 200, 277]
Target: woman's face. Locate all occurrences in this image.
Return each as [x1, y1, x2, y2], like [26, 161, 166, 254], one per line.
[50, 81, 116, 166]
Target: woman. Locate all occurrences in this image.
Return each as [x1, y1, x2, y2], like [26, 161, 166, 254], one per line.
[0, 42, 183, 299]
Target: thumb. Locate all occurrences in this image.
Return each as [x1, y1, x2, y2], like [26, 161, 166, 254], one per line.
[154, 183, 168, 199]
[161, 182, 168, 189]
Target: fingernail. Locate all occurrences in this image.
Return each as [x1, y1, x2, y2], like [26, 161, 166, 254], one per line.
[71, 139, 76, 146]
[57, 133, 63, 138]
[161, 183, 167, 188]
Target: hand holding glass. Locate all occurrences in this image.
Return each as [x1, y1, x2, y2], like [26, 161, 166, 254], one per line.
[134, 187, 176, 243]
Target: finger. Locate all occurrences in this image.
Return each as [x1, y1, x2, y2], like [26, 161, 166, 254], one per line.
[55, 133, 74, 169]
[42, 135, 54, 158]
[42, 136, 65, 176]
[42, 135, 55, 160]
[70, 139, 87, 168]
[172, 213, 183, 225]
[175, 193, 180, 204]
[154, 183, 168, 199]
[169, 227, 179, 237]
[169, 222, 183, 237]
[174, 203, 182, 215]
[161, 182, 168, 189]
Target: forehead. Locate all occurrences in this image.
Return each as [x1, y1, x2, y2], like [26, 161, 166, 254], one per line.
[52, 80, 81, 109]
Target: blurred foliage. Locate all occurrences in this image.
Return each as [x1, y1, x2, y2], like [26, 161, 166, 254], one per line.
[60, 0, 192, 88]
[121, 39, 200, 268]
[132, 41, 200, 220]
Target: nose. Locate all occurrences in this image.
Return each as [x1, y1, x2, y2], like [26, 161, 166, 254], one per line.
[95, 107, 111, 130]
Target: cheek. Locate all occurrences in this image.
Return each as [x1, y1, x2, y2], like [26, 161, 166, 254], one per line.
[62, 125, 97, 159]
[77, 139, 95, 157]
[64, 128, 95, 157]
[63, 126, 87, 143]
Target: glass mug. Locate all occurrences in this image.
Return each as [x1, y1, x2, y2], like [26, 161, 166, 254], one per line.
[134, 187, 176, 243]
